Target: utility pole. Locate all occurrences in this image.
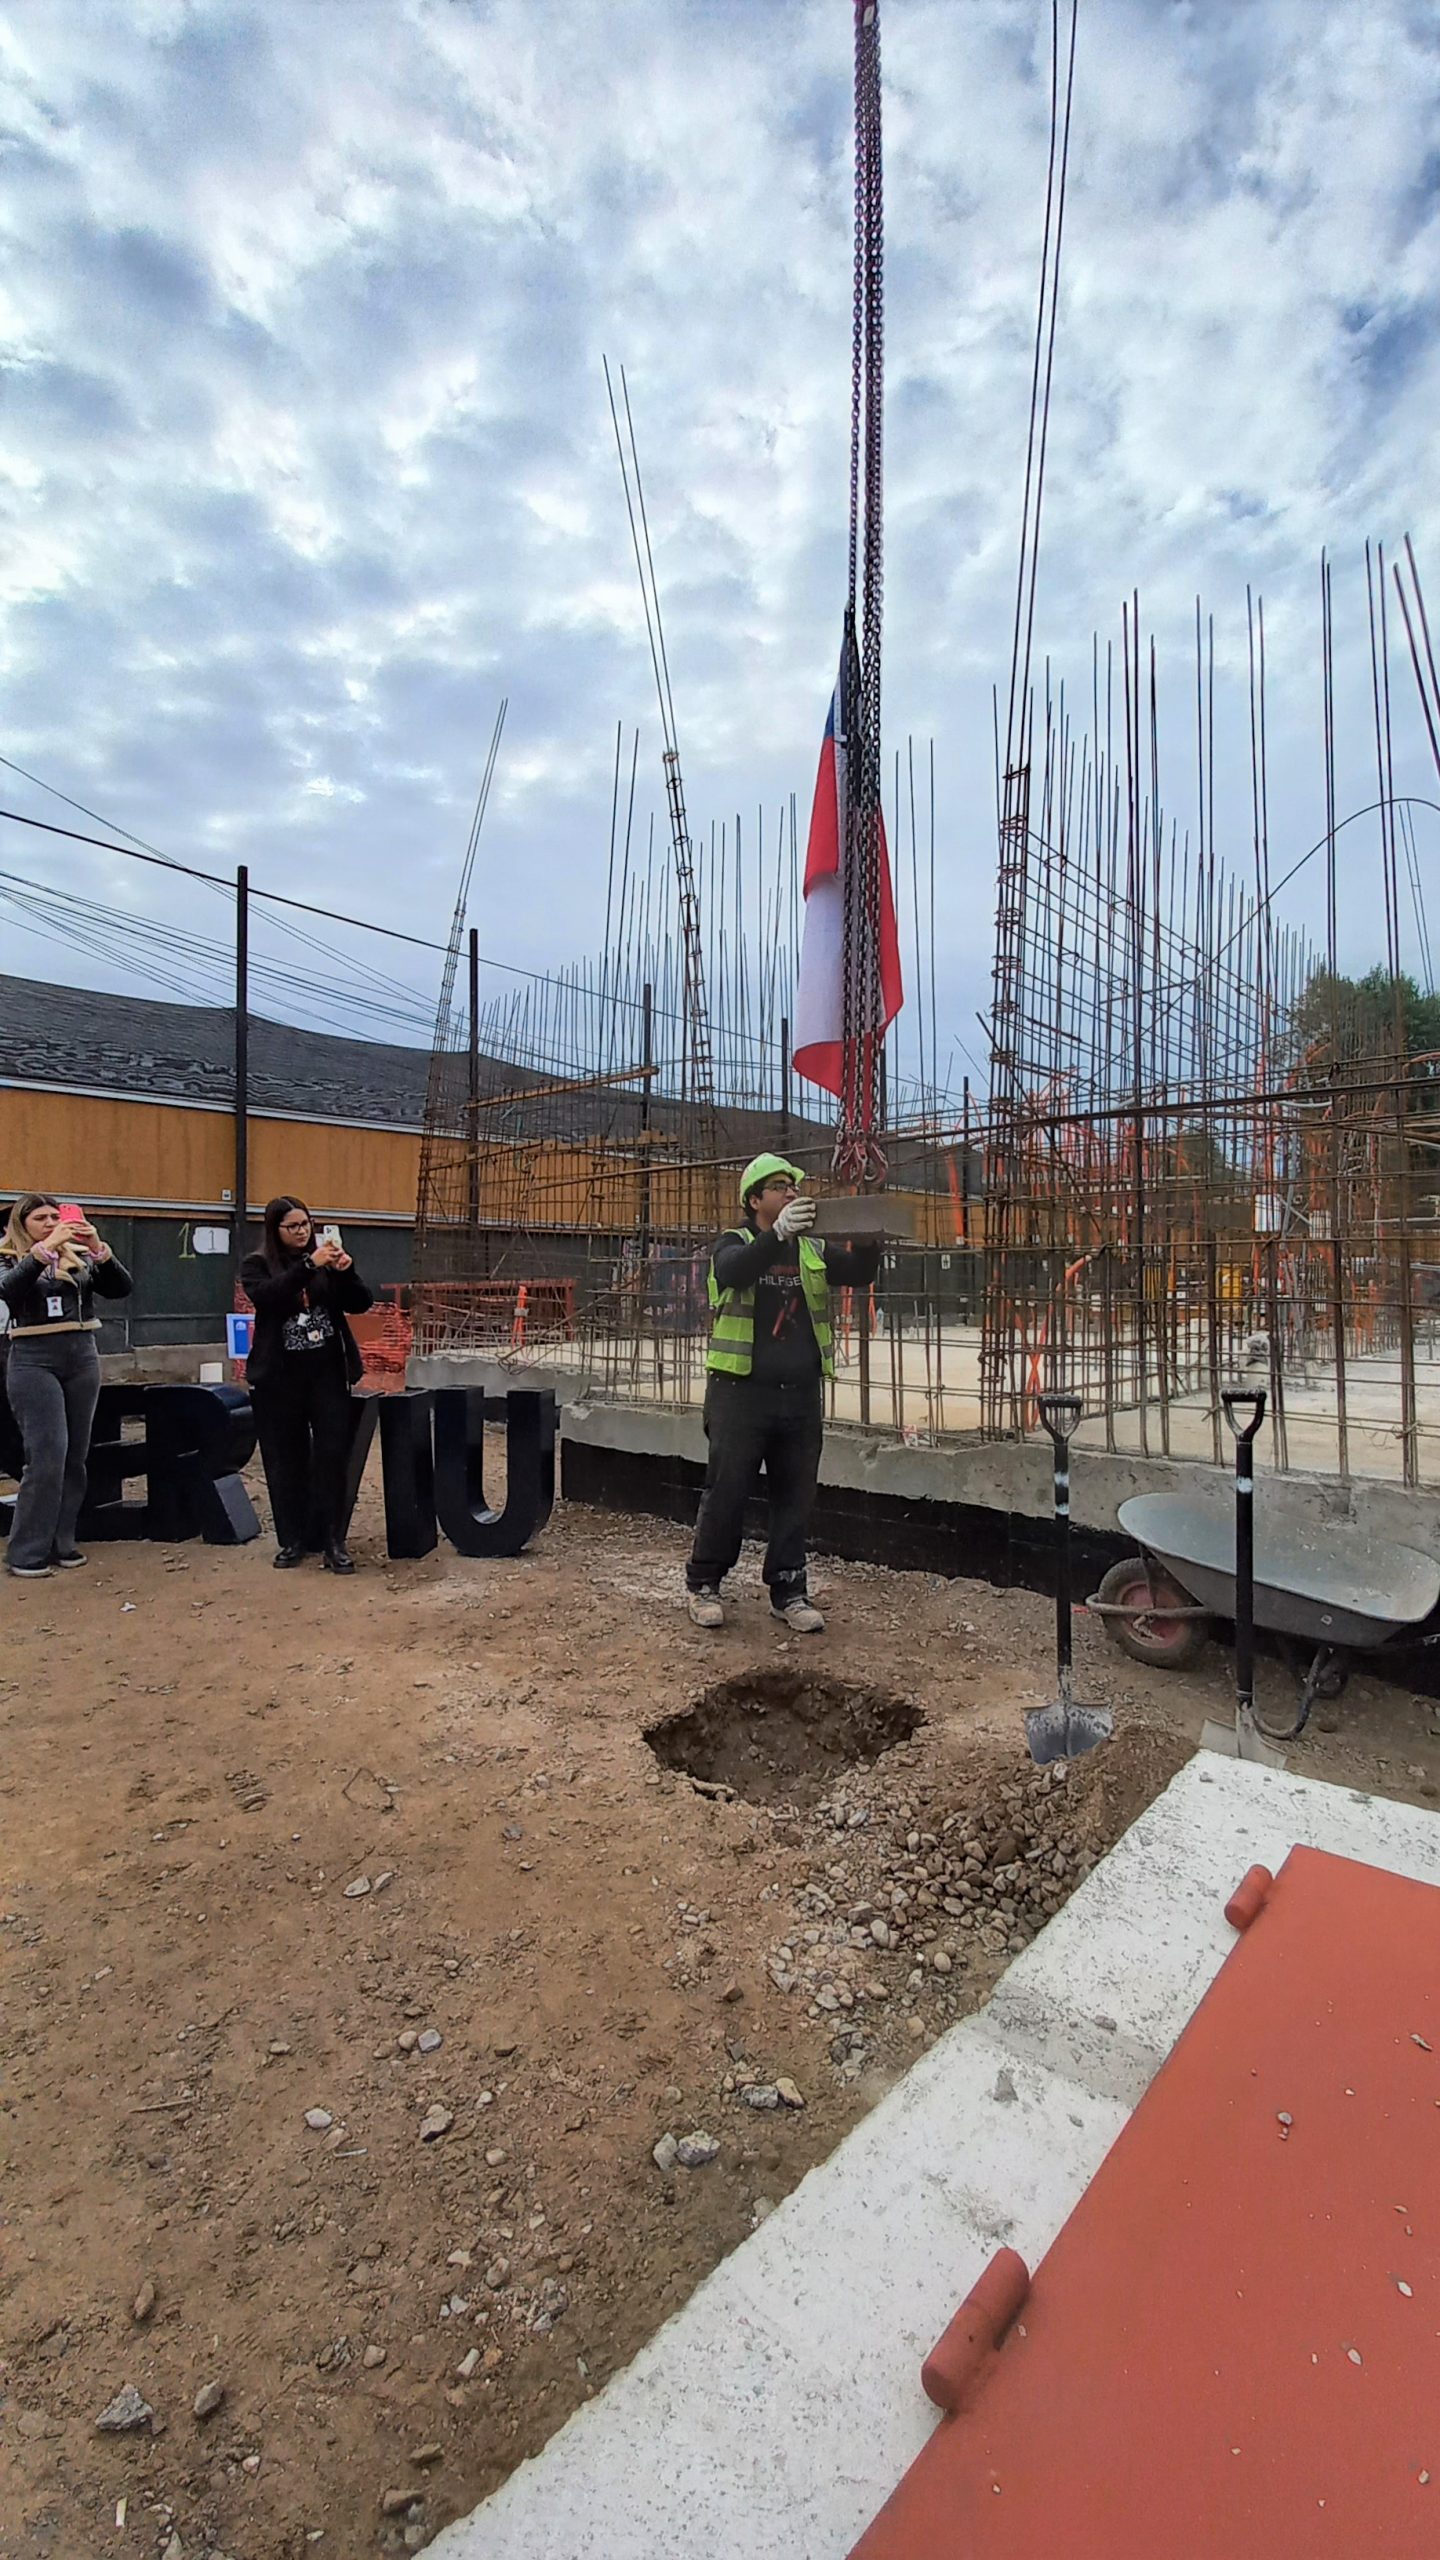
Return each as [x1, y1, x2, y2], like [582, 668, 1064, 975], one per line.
[234, 863, 249, 1280]
[779, 1014, 791, 1151]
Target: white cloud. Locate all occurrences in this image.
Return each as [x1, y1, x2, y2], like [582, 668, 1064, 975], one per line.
[0, 0, 1438, 1085]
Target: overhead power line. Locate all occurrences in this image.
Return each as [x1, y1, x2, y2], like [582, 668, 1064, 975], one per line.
[0, 803, 452, 950]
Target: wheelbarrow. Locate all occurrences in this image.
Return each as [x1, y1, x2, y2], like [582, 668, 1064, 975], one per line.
[1088, 1491, 1440, 1743]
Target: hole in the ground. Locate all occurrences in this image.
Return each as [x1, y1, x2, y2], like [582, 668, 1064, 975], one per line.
[646, 1669, 923, 1808]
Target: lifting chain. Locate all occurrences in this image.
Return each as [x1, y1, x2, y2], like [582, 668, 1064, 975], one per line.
[837, 0, 887, 1188]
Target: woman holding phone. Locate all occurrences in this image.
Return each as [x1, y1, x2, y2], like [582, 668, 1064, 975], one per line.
[241, 1197, 373, 1572]
[0, 1194, 132, 1578]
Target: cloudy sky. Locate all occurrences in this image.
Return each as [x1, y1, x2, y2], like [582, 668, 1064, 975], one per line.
[3, 0, 1440, 1097]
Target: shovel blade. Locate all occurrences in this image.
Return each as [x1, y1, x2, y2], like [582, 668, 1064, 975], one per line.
[1199, 1711, 1286, 1770]
[1025, 1699, 1114, 1765]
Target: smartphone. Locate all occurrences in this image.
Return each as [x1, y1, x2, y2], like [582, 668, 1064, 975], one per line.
[57, 1201, 85, 1227]
[318, 1224, 342, 1251]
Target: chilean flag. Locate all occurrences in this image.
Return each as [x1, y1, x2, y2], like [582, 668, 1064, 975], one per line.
[792, 628, 903, 1097]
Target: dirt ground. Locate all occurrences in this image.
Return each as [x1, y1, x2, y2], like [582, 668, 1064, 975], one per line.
[4, 1462, 1440, 2560]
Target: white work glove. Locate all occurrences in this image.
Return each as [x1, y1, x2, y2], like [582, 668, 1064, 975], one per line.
[774, 1197, 816, 1242]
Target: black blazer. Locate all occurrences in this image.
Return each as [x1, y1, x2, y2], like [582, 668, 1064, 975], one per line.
[240, 1251, 374, 1394]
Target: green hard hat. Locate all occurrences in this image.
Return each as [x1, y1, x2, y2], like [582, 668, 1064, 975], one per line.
[740, 1151, 806, 1206]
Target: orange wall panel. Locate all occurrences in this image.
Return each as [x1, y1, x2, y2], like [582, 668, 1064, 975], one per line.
[0, 1090, 423, 1222]
[247, 1117, 420, 1220]
[1, 1087, 974, 1243]
[0, 1086, 230, 1207]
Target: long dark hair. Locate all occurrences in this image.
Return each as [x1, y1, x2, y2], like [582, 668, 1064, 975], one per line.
[261, 1195, 313, 1275]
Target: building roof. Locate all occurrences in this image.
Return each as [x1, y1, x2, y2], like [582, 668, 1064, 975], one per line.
[0, 969, 794, 1141]
[0, 972, 967, 1191]
[1, 971, 432, 1123]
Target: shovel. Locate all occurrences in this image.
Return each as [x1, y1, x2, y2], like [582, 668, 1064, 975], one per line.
[1026, 1392, 1113, 1765]
[1200, 1388, 1285, 1768]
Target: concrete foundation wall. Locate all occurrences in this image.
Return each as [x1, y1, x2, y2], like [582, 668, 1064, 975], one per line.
[408, 1355, 600, 1409]
[455, 1370, 1440, 1564]
[100, 1343, 229, 1384]
[407, 1355, 1440, 1579]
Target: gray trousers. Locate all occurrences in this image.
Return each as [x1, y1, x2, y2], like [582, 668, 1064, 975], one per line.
[5, 1333, 102, 1570]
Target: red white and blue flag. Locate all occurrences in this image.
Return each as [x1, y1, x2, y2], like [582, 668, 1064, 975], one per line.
[792, 636, 903, 1099]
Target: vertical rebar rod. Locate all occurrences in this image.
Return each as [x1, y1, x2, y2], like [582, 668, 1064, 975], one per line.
[234, 863, 249, 1276]
[467, 927, 480, 1236]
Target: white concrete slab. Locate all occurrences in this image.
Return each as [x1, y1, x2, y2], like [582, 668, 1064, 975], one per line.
[431, 1756, 1440, 2560]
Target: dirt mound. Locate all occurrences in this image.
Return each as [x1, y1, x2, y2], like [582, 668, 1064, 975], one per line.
[1059, 1724, 1196, 1855]
[764, 1722, 1196, 2073]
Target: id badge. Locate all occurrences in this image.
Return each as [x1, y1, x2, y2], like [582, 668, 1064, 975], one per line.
[46, 1295, 64, 1319]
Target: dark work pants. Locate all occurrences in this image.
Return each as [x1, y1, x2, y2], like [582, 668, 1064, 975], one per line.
[251, 1361, 354, 1552]
[5, 1333, 102, 1569]
[686, 1372, 825, 1598]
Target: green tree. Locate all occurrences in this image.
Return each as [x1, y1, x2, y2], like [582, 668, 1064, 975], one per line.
[1290, 966, 1440, 1188]
[1290, 967, 1440, 1074]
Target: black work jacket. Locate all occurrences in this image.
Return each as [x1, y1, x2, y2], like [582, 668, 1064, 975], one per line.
[0, 1248, 133, 1336]
[240, 1251, 373, 1393]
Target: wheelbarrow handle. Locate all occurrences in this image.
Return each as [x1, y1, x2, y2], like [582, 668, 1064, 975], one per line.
[1221, 1388, 1267, 1446]
[1038, 1391, 1083, 1446]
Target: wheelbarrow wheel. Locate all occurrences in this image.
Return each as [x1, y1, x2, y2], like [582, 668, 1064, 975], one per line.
[1095, 1558, 1211, 1670]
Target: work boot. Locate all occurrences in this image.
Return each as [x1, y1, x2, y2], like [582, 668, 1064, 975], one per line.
[323, 1543, 356, 1575]
[687, 1587, 725, 1629]
[273, 1545, 305, 1569]
[771, 1592, 825, 1634]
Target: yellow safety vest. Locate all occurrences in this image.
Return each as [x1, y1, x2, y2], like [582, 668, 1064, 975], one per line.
[706, 1229, 835, 1380]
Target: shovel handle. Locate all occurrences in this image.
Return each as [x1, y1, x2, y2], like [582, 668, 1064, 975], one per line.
[1038, 1393, 1080, 1683]
[1038, 1391, 1083, 1448]
[1224, 1389, 1262, 1724]
[1221, 1388, 1266, 1446]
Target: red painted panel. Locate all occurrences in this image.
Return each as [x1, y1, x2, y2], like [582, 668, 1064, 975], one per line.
[851, 1846, 1439, 2557]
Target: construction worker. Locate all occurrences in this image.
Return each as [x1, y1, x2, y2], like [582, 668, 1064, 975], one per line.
[686, 1152, 881, 1633]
